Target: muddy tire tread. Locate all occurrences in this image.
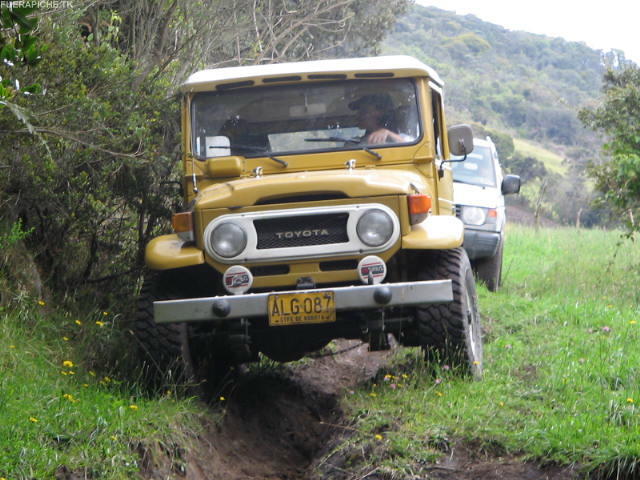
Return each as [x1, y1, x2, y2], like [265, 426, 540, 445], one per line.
[415, 248, 482, 375]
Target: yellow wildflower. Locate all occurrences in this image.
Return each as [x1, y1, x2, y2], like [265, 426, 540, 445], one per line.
[219, 396, 226, 401]
[402, 374, 409, 379]
[63, 336, 70, 341]
[9, 345, 15, 349]
[74, 320, 82, 326]
[627, 398, 634, 404]
[63, 360, 74, 368]
[499, 401, 505, 407]
[95, 321, 106, 327]
[374, 434, 383, 441]
[38, 300, 46, 306]
[630, 320, 637, 325]
[82, 384, 89, 388]
[102, 311, 109, 316]
[89, 371, 96, 377]
[29, 417, 38, 423]
[129, 404, 138, 410]
[369, 392, 377, 397]
[435, 391, 444, 397]
[62, 393, 76, 402]
[473, 361, 481, 366]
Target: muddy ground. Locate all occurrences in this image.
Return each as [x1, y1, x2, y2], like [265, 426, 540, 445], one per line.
[144, 340, 580, 480]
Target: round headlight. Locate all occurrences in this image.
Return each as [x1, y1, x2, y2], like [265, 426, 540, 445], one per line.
[356, 209, 394, 247]
[210, 222, 247, 258]
[461, 206, 487, 226]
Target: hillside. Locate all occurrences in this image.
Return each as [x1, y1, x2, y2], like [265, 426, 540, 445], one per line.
[383, 4, 605, 149]
[383, 5, 616, 226]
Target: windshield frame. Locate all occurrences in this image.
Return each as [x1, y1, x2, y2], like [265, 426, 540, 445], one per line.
[188, 78, 423, 161]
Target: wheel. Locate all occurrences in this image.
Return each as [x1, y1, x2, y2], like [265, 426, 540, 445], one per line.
[474, 237, 503, 292]
[134, 271, 228, 396]
[415, 248, 483, 379]
[134, 272, 196, 388]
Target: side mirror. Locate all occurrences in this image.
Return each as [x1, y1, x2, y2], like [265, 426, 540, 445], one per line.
[501, 174, 521, 195]
[448, 124, 474, 156]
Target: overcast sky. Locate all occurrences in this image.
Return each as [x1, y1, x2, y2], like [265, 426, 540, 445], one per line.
[415, 0, 640, 65]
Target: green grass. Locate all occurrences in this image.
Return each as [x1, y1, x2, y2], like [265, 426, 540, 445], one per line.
[336, 225, 640, 478]
[514, 138, 568, 174]
[0, 302, 206, 479]
[4, 225, 640, 478]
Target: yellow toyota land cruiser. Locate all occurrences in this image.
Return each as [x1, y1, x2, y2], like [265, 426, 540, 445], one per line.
[135, 55, 482, 387]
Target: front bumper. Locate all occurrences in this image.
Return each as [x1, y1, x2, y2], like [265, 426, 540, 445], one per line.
[463, 229, 501, 260]
[154, 280, 452, 324]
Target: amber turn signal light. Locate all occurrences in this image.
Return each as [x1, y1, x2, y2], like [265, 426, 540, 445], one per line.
[408, 194, 432, 225]
[172, 212, 194, 242]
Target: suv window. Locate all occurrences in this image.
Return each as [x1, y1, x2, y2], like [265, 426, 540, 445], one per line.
[451, 145, 497, 188]
[191, 79, 421, 158]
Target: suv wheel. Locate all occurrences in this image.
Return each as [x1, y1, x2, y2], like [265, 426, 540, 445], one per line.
[134, 272, 228, 396]
[475, 237, 503, 292]
[415, 248, 483, 379]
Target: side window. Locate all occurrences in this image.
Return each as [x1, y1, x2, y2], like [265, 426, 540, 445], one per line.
[431, 88, 445, 159]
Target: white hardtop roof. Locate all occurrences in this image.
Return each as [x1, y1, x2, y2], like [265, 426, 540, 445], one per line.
[181, 55, 442, 93]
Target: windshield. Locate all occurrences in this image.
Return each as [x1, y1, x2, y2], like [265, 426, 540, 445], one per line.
[451, 145, 497, 188]
[190, 79, 420, 159]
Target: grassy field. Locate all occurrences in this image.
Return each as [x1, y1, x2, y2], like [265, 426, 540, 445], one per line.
[336, 225, 640, 478]
[3, 225, 639, 478]
[0, 304, 205, 478]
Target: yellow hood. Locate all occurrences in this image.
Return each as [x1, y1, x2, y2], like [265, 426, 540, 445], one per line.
[195, 168, 432, 209]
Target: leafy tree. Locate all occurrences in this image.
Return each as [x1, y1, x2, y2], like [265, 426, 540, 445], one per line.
[503, 153, 547, 183]
[0, 0, 411, 302]
[0, 5, 42, 102]
[579, 66, 640, 233]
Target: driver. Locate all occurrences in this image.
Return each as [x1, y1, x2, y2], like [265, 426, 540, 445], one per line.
[349, 94, 406, 144]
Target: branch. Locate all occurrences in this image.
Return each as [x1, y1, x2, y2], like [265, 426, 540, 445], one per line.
[1, 127, 148, 159]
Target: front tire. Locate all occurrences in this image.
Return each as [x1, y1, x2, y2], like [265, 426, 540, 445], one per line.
[134, 271, 229, 397]
[134, 273, 196, 388]
[474, 237, 503, 292]
[415, 248, 483, 379]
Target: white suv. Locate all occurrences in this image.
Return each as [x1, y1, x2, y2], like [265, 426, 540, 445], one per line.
[451, 137, 520, 291]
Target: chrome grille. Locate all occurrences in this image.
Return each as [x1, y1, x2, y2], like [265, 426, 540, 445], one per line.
[254, 213, 349, 249]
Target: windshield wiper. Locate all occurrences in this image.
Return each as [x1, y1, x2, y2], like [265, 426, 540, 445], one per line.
[305, 136, 360, 144]
[207, 144, 288, 167]
[305, 137, 382, 160]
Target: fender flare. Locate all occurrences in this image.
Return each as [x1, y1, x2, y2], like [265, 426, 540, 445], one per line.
[402, 215, 464, 250]
[145, 234, 205, 271]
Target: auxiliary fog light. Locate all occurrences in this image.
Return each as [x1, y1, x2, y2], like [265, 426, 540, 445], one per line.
[222, 265, 253, 295]
[357, 255, 387, 285]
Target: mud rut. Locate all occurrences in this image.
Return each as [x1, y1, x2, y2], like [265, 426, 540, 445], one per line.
[145, 339, 579, 480]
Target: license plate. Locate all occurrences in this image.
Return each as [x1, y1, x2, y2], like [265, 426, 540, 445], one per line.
[268, 291, 336, 326]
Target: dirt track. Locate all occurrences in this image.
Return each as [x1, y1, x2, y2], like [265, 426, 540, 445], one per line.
[143, 340, 579, 480]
